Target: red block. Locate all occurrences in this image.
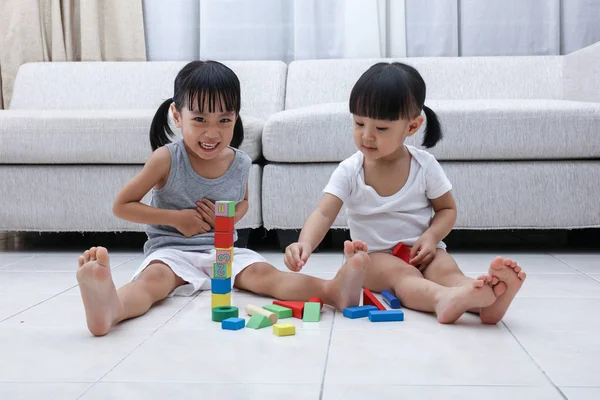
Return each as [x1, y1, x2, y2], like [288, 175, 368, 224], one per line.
[363, 288, 386, 311]
[308, 296, 324, 309]
[215, 216, 234, 233]
[392, 242, 411, 264]
[214, 232, 233, 248]
[273, 300, 305, 319]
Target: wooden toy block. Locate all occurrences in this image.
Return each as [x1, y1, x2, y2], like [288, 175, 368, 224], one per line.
[215, 200, 236, 217]
[273, 300, 305, 319]
[303, 302, 321, 322]
[381, 290, 401, 309]
[215, 232, 234, 248]
[392, 242, 411, 264]
[245, 304, 278, 324]
[263, 304, 293, 319]
[222, 317, 245, 330]
[212, 305, 239, 322]
[215, 247, 234, 263]
[368, 309, 405, 322]
[308, 296, 324, 309]
[211, 292, 231, 308]
[363, 288, 386, 311]
[246, 314, 272, 329]
[342, 305, 378, 319]
[212, 262, 232, 279]
[215, 216, 234, 233]
[273, 323, 296, 337]
[211, 277, 231, 294]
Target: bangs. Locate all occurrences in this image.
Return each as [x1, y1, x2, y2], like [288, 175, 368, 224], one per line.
[181, 62, 241, 113]
[349, 63, 419, 120]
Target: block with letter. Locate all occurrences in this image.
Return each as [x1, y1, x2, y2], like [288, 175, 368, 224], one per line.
[215, 200, 236, 217]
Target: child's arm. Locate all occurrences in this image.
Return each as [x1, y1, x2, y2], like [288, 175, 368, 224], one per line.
[196, 182, 249, 225]
[285, 193, 343, 271]
[113, 147, 211, 236]
[233, 183, 249, 224]
[409, 191, 457, 267]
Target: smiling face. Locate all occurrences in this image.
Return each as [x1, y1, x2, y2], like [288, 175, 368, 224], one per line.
[353, 114, 423, 161]
[171, 100, 237, 161]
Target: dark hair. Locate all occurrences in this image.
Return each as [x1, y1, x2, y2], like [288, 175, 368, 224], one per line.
[349, 62, 442, 148]
[150, 60, 244, 151]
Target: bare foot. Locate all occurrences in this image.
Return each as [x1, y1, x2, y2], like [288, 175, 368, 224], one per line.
[326, 241, 370, 310]
[480, 256, 526, 324]
[76, 246, 123, 336]
[435, 278, 497, 324]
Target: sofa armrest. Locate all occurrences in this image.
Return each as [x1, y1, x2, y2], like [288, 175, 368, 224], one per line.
[563, 41, 600, 102]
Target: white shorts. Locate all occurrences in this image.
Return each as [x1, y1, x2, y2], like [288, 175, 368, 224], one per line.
[131, 247, 267, 297]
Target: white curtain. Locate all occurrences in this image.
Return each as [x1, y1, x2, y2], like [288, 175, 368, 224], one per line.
[143, 0, 600, 61]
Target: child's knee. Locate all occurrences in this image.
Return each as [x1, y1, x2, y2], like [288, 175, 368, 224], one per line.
[139, 261, 176, 286]
[243, 262, 277, 279]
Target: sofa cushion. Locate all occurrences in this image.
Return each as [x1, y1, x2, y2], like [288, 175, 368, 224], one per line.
[11, 61, 287, 120]
[0, 110, 263, 163]
[262, 100, 600, 162]
[285, 57, 562, 110]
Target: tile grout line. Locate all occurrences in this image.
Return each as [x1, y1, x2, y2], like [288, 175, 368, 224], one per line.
[501, 321, 568, 400]
[318, 308, 336, 400]
[548, 253, 600, 284]
[77, 293, 199, 398]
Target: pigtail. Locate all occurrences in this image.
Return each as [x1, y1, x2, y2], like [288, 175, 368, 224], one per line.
[229, 115, 244, 149]
[150, 99, 176, 151]
[421, 105, 443, 148]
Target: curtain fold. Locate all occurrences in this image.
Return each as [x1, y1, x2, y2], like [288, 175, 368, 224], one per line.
[0, 0, 146, 109]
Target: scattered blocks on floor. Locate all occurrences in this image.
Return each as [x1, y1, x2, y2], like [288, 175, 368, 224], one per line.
[273, 300, 305, 319]
[381, 290, 401, 309]
[212, 305, 239, 322]
[273, 323, 296, 337]
[263, 304, 293, 319]
[302, 302, 321, 322]
[245, 304, 278, 324]
[368, 309, 404, 322]
[215, 200, 236, 217]
[363, 288, 386, 311]
[342, 305, 378, 319]
[222, 317, 245, 330]
[211, 292, 231, 308]
[211, 277, 231, 294]
[246, 314, 273, 329]
[392, 242, 411, 264]
[308, 296, 324, 309]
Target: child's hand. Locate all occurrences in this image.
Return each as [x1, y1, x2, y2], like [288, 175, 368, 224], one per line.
[175, 209, 212, 237]
[285, 242, 312, 272]
[409, 234, 437, 269]
[196, 198, 215, 228]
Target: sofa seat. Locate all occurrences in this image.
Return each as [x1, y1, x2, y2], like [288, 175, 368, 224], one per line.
[262, 100, 600, 162]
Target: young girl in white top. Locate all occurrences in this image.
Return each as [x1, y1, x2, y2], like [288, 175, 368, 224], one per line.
[285, 62, 526, 324]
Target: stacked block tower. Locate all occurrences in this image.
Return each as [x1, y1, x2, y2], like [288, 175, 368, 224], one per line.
[212, 201, 236, 309]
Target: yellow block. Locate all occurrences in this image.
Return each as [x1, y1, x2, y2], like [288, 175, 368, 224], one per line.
[212, 292, 231, 308]
[273, 323, 296, 337]
[212, 262, 232, 279]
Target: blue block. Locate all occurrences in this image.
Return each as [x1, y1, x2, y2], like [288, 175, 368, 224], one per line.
[211, 277, 231, 294]
[222, 317, 245, 330]
[368, 309, 404, 322]
[381, 290, 401, 309]
[343, 305, 378, 319]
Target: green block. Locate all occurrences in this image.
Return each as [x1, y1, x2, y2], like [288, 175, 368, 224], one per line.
[246, 314, 273, 329]
[263, 304, 293, 319]
[303, 302, 321, 322]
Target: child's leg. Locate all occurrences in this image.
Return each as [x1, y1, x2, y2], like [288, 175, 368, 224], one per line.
[366, 252, 496, 324]
[77, 246, 185, 336]
[234, 241, 370, 310]
[422, 250, 526, 324]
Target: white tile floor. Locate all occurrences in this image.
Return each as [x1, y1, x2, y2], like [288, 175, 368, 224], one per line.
[1, 241, 599, 399]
